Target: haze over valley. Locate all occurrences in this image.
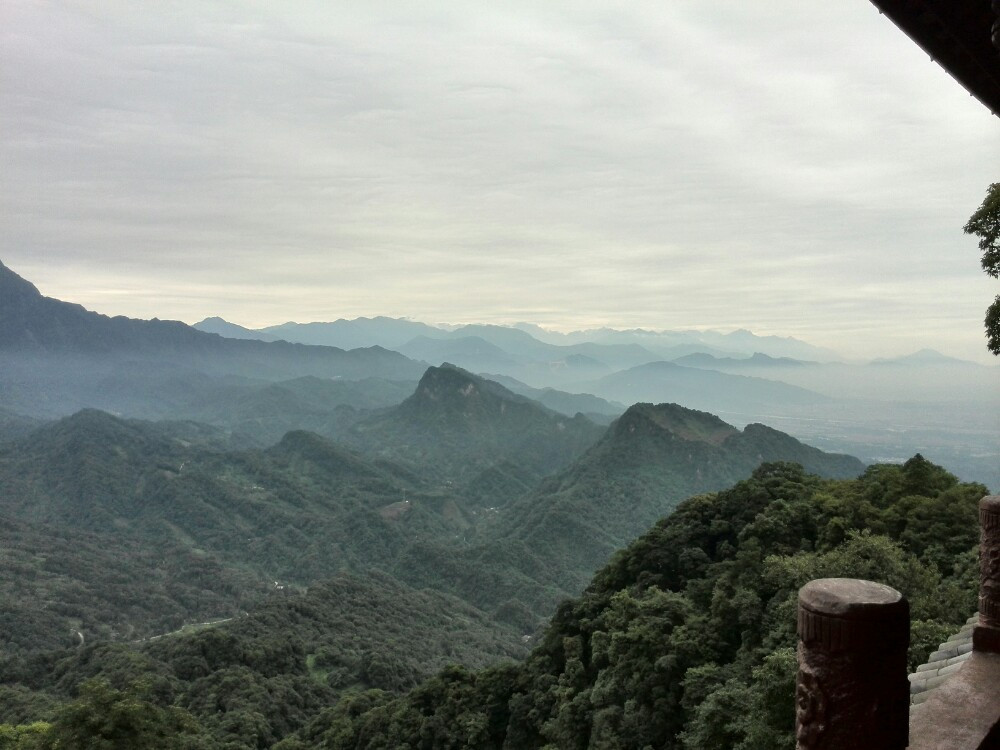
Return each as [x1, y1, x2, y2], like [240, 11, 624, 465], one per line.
[0, 237, 995, 750]
[0, 263, 989, 747]
[1, 2, 998, 746]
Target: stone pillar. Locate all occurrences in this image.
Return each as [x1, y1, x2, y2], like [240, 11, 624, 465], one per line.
[974, 495, 1000, 653]
[795, 578, 909, 750]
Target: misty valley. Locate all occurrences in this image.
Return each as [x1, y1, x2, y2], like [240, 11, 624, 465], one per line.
[0, 261, 996, 749]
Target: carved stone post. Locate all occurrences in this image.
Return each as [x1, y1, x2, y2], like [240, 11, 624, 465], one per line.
[795, 578, 909, 750]
[974, 495, 1000, 653]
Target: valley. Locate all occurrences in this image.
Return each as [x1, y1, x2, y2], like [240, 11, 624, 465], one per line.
[0, 260, 994, 748]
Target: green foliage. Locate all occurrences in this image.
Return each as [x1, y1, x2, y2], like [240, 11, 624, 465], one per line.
[3, 574, 526, 749]
[0, 722, 50, 750]
[1, 386, 981, 749]
[38, 680, 212, 749]
[963, 181, 1000, 354]
[306, 460, 982, 749]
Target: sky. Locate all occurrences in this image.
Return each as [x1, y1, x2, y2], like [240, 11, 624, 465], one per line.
[2, 1, 999, 363]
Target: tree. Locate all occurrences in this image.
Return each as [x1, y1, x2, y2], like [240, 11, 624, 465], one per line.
[963, 182, 1000, 354]
[37, 680, 212, 750]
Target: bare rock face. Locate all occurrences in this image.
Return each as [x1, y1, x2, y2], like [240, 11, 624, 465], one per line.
[795, 578, 910, 750]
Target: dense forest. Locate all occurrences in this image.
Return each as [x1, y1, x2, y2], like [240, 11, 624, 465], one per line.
[0, 456, 983, 749]
[0, 264, 991, 748]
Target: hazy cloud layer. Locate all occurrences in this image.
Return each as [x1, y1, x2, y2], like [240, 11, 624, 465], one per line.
[2, 1, 998, 361]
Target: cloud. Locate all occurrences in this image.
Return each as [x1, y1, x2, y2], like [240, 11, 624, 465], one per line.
[1, 1, 997, 361]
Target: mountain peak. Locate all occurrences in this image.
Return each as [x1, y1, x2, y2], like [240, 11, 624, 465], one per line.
[616, 402, 739, 446]
[403, 364, 528, 414]
[0, 260, 44, 305]
[350, 366, 603, 484]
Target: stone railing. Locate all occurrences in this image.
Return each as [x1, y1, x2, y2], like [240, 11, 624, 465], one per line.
[794, 495, 1000, 750]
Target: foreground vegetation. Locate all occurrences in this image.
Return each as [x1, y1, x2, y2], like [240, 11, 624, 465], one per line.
[1, 455, 983, 749]
[279, 456, 979, 750]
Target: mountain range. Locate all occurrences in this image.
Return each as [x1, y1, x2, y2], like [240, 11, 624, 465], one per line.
[0, 261, 426, 418]
[2, 258, 990, 749]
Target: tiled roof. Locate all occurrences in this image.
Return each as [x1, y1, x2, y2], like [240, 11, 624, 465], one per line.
[909, 615, 977, 713]
[868, 0, 1000, 117]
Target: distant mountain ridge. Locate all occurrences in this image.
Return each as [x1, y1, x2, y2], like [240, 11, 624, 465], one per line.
[194, 315, 842, 368]
[672, 351, 816, 368]
[193, 317, 281, 342]
[581, 360, 830, 415]
[0, 261, 428, 418]
[870, 348, 983, 367]
[0, 261, 421, 373]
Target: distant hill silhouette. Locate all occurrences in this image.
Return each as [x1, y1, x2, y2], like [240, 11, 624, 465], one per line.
[582, 360, 830, 415]
[672, 351, 816, 368]
[0, 261, 426, 417]
[192, 316, 281, 341]
[258, 316, 441, 349]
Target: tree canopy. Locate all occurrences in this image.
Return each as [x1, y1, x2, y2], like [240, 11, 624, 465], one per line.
[963, 181, 1000, 354]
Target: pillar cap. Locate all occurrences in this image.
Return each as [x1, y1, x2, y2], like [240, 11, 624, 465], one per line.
[799, 578, 906, 619]
[982, 494, 1000, 518]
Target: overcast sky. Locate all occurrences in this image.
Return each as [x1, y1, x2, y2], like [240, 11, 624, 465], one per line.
[2, 1, 998, 362]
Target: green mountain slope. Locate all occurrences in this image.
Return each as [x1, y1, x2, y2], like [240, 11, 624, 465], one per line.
[295, 458, 983, 750]
[389, 403, 865, 621]
[493, 403, 862, 588]
[0, 410, 484, 656]
[346, 364, 605, 487]
[1, 572, 527, 748]
[0, 515, 266, 659]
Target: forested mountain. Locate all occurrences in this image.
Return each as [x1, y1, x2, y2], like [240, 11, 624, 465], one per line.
[3, 261, 986, 750]
[175, 376, 418, 446]
[344, 365, 605, 489]
[0, 408, 42, 444]
[388, 403, 864, 620]
[0, 409, 487, 655]
[286, 458, 983, 750]
[1, 572, 527, 748]
[2, 457, 979, 749]
[0, 391, 863, 664]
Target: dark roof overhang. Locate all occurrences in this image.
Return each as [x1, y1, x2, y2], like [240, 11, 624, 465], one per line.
[868, 0, 1000, 116]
